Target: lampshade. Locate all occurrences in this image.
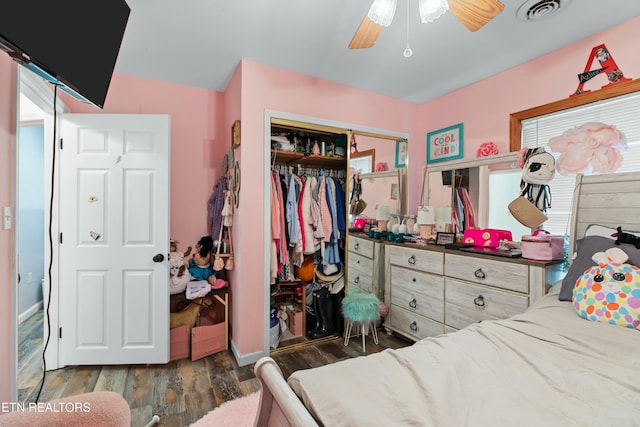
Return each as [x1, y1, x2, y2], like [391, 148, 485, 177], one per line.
[376, 205, 391, 221]
[435, 206, 452, 223]
[417, 206, 435, 224]
[367, 0, 398, 27]
[418, 0, 449, 23]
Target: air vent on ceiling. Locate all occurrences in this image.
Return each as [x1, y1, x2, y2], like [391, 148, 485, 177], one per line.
[516, 0, 572, 22]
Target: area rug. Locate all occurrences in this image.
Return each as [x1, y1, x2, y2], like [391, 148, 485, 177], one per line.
[190, 392, 260, 427]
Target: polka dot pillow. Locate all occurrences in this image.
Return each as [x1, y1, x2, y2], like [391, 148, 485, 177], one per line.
[573, 247, 640, 329]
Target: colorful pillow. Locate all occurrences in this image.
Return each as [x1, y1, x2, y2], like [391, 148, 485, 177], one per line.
[558, 235, 640, 301]
[573, 247, 640, 329]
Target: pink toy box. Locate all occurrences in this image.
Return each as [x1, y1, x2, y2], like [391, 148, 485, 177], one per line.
[521, 230, 565, 261]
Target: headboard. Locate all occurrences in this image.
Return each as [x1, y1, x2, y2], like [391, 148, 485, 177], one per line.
[569, 171, 640, 257]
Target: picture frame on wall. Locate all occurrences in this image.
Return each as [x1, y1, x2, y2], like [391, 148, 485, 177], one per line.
[395, 140, 407, 168]
[231, 120, 241, 148]
[426, 123, 463, 164]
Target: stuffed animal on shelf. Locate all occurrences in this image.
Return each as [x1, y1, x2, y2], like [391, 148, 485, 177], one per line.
[169, 239, 192, 295]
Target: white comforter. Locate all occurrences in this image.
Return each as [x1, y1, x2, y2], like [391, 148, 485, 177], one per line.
[288, 286, 640, 426]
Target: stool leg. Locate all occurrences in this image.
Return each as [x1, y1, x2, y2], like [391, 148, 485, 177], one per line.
[371, 322, 379, 345]
[344, 320, 352, 346]
[361, 323, 366, 352]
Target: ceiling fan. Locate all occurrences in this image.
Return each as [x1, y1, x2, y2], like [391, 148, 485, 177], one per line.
[349, 0, 505, 49]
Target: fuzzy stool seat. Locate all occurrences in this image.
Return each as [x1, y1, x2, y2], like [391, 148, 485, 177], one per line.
[341, 288, 380, 352]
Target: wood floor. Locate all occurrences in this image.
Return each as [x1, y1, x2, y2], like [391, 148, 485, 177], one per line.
[18, 309, 412, 426]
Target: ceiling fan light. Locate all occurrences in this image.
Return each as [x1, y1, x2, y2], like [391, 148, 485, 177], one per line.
[418, 0, 449, 23]
[367, 0, 398, 27]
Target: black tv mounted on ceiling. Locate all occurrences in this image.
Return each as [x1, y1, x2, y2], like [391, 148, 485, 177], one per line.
[0, 0, 130, 109]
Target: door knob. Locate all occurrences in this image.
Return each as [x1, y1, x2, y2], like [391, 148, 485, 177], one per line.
[152, 253, 165, 263]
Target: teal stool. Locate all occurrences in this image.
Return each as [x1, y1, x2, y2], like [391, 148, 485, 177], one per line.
[341, 288, 380, 352]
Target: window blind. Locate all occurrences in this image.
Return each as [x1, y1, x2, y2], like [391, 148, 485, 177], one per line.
[521, 91, 640, 235]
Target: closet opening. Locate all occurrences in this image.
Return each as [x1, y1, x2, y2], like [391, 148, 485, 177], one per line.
[268, 119, 349, 351]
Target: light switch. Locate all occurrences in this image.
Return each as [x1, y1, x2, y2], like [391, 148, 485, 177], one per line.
[3, 207, 11, 230]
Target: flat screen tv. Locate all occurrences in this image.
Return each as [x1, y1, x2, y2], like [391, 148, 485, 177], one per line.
[0, 0, 130, 109]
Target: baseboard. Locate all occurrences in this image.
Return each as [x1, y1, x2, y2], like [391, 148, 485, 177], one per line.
[230, 339, 268, 367]
[19, 300, 43, 324]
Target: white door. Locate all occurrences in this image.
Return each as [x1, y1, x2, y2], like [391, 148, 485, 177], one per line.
[58, 114, 170, 365]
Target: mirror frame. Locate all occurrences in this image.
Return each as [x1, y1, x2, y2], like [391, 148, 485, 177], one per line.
[509, 79, 640, 152]
[350, 148, 376, 173]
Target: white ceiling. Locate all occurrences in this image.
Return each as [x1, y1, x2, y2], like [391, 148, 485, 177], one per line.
[115, 0, 640, 104]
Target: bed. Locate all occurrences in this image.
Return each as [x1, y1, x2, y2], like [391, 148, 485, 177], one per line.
[252, 171, 640, 427]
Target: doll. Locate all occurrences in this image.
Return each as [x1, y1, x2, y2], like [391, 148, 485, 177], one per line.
[519, 147, 555, 212]
[188, 235, 216, 285]
[169, 239, 192, 295]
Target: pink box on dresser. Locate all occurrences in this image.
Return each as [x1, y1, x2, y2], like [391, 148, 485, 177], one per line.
[521, 230, 564, 261]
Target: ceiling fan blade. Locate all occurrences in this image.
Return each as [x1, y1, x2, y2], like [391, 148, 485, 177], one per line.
[348, 15, 383, 49]
[448, 0, 505, 32]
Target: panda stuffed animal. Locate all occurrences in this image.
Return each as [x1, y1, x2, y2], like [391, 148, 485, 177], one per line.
[519, 147, 555, 212]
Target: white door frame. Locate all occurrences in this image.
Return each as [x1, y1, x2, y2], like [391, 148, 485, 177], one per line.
[14, 68, 69, 380]
[262, 110, 408, 355]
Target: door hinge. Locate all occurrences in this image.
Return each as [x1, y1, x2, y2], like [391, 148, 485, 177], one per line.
[59, 138, 63, 150]
[59, 327, 62, 339]
[59, 232, 63, 244]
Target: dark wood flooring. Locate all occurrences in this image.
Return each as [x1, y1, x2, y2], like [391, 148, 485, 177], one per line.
[18, 309, 412, 426]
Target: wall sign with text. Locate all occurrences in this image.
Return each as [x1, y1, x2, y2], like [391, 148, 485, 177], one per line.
[427, 123, 464, 164]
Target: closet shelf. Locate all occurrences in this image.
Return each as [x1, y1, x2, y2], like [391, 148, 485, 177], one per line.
[271, 150, 347, 169]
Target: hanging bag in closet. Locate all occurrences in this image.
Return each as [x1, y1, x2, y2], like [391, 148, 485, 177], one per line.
[224, 226, 234, 271]
[213, 223, 225, 272]
[349, 174, 367, 215]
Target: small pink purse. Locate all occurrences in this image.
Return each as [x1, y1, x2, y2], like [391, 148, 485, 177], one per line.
[521, 229, 564, 261]
[462, 228, 512, 248]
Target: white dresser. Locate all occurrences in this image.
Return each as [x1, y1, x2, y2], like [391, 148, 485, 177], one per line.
[384, 243, 564, 341]
[347, 234, 385, 300]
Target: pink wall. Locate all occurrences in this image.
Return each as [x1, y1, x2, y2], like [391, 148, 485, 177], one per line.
[2, 17, 639, 390]
[411, 16, 640, 213]
[234, 60, 418, 356]
[59, 74, 226, 249]
[0, 54, 17, 403]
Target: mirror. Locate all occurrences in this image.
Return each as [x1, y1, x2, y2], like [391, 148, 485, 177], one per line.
[422, 153, 522, 235]
[351, 149, 375, 174]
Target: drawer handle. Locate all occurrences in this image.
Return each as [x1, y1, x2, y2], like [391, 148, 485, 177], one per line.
[474, 268, 486, 280]
[410, 321, 418, 332]
[409, 298, 417, 309]
[354, 276, 360, 284]
[474, 295, 486, 308]
[408, 255, 416, 265]
[354, 243, 359, 250]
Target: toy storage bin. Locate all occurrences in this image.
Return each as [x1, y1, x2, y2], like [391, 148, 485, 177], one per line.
[522, 230, 564, 261]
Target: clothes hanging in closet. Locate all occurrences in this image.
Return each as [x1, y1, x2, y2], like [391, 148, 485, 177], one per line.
[270, 168, 346, 284]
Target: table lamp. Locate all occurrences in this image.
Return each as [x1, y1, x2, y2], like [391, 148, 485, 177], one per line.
[417, 206, 435, 238]
[376, 205, 391, 231]
[435, 207, 452, 232]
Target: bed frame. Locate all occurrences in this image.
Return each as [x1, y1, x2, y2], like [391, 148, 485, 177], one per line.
[253, 171, 640, 427]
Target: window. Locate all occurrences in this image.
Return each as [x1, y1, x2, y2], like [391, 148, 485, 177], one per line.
[521, 91, 640, 235]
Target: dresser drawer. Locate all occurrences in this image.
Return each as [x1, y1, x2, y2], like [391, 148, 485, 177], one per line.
[390, 266, 444, 301]
[348, 252, 374, 275]
[348, 236, 374, 259]
[445, 278, 529, 321]
[388, 245, 443, 275]
[389, 306, 444, 340]
[391, 285, 444, 323]
[444, 302, 498, 330]
[444, 253, 528, 293]
[348, 270, 374, 294]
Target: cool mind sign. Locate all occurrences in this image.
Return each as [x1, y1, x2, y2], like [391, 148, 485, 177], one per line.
[427, 123, 464, 164]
